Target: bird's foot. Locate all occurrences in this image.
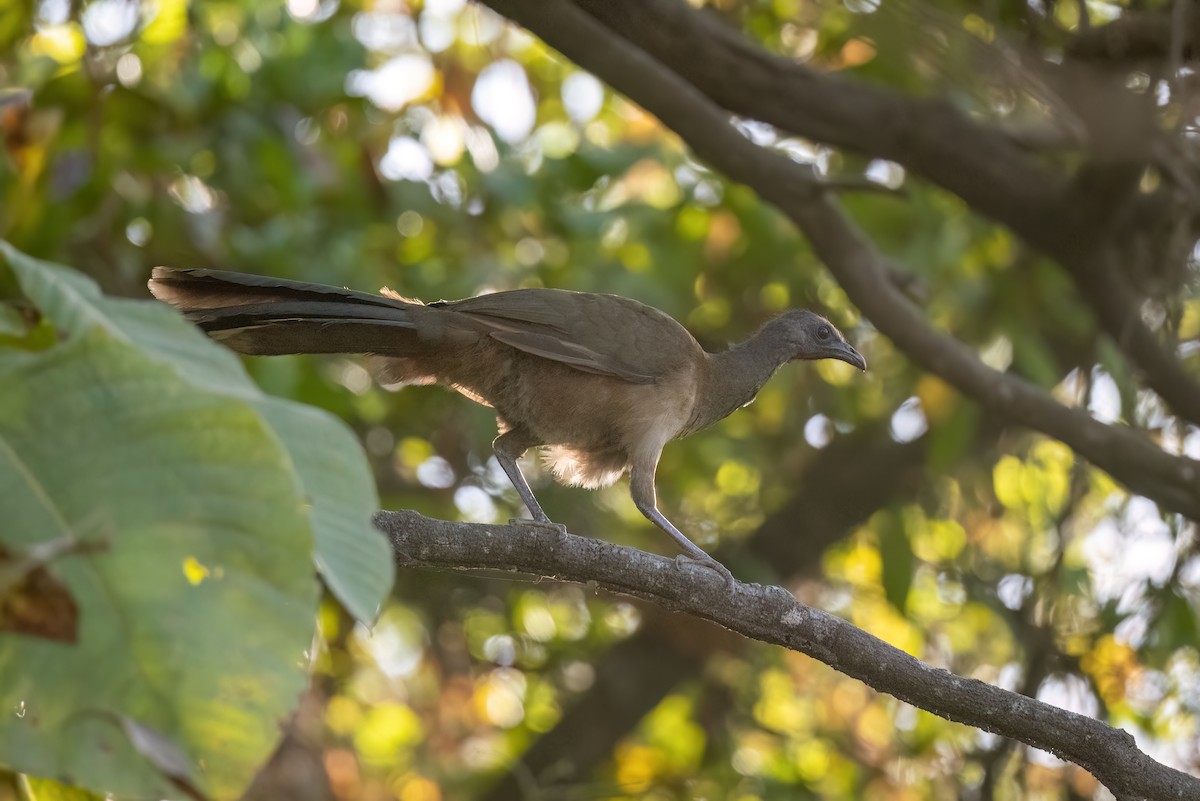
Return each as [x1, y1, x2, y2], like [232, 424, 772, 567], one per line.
[674, 553, 736, 587]
[508, 517, 568, 540]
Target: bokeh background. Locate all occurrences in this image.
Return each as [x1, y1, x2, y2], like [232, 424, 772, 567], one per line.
[2, 0, 1198, 798]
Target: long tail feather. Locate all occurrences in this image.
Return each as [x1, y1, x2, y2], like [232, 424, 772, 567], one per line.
[149, 267, 421, 356]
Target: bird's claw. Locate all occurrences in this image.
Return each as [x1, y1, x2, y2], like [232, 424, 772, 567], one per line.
[673, 553, 736, 587]
[508, 517, 568, 540]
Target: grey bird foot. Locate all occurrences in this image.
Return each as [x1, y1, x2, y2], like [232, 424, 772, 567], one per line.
[674, 553, 736, 587]
[508, 518, 568, 539]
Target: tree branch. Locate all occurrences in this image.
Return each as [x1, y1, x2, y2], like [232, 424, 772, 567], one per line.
[570, 0, 1066, 248]
[481, 425, 926, 800]
[1065, 8, 1200, 62]
[1052, 154, 1200, 427]
[567, 0, 1200, 430]
[481, 0, 1200, 519]
[375, 511, 1200, 801]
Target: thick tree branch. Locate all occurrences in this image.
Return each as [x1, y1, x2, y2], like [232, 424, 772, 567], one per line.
[570, 0, 1065, 247]
[376, 511, 1200, 801]
[1065, 9, 1200, 62]
[565, 0, 1200, 429]
[481, 0, 1200, 519]
[482, 426, 925, 800]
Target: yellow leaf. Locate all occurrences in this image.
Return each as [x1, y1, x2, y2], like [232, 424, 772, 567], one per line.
[29, 25, 85, 65]
[143, 0, 188, 44]
[915, 374, 958, 424]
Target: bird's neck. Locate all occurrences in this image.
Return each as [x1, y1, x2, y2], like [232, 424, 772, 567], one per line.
[685, 323, 792, 435]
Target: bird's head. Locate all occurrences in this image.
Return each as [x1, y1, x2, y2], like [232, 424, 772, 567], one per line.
[774, 309, 866, 371]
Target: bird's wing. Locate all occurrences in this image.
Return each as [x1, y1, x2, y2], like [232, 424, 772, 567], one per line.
[487, 330, 658, 383]
[441, 289, 699, 384]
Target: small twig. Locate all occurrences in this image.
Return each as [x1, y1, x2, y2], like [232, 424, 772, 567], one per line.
[1075, 0, 1091, 30]
[0, 535, 106, 599]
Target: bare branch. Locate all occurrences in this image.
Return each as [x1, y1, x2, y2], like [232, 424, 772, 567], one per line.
[376, 511, 1200, 801]
[480, 0, 1200, 519]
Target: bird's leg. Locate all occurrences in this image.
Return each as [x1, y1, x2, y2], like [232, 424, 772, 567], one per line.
[629, 460, 735, 586]
[493, 428, 567, 537]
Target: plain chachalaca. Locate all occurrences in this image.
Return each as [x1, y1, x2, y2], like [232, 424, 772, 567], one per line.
[148, 268, 866, 581]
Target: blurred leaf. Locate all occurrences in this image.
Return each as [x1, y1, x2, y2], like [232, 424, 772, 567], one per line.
[1149, 591, 1198, 662]
[0, 242, 393, 623]
[255, 396, 389, 624]
[20, 775, 107, 801]
[0, 535, 95, 643]
[1008, 326, 1061, 388]
[0, 331, 316, 800]
[925, 400, 979, 471]
[879, 512, 914, 613]
[120, 716, 208, 800]
[0, 304, 26, 336]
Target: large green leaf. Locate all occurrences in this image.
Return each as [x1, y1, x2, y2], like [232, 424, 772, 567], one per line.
[0, 331, 317, 799]
[0, 242, 393, 624]
[254, 396, 383, 625]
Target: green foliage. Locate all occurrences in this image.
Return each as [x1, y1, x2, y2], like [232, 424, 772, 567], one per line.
[0, 243, 393, 622]
[0, 245, 391, 798]
[1, 0, 1198, 798]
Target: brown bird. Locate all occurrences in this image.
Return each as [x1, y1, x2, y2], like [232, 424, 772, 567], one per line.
[149, 268, 866, 582]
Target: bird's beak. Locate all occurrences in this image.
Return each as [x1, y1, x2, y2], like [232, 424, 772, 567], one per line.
[827, 341, 867, 371]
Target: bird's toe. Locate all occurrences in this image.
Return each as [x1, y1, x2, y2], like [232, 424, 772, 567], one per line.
[674, 553, 736, 587]
[509, 517, 569, 539]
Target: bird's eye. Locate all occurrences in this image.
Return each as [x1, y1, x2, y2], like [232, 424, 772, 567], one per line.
[816, 325, 832, 341]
